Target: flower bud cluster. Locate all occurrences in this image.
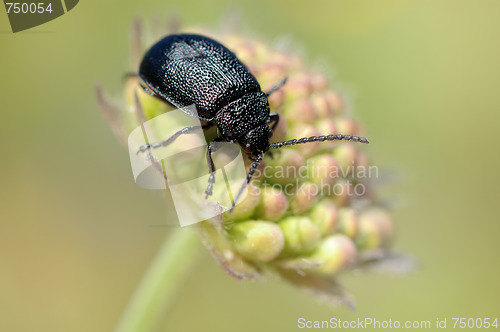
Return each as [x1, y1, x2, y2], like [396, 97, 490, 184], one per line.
[98, 20, 410, 308]
[205, 31, 394, 278]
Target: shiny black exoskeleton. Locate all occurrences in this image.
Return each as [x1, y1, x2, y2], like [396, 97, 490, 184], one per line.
[137, 34, 369, 209]
[139, 34, 277, 156]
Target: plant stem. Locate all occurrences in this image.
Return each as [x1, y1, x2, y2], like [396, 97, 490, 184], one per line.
[114, 228, 201, 332]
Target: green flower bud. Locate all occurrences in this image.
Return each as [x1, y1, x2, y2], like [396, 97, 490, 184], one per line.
[324, 91, 344, 116]
[255, 186, 289, 221]
[286, 124, 321, 158]
[306, 235, 357, 275]
[306, 153, 339, 188]
[356, 208, 395, 250]
[258, 63, 287, 93]
[356, 151, 371, 171]
[223, 182, 261, 222]
[330, 179, 351, 206]
[288, 98, 317, 124]
[270, 51, 302, 73]
[233, 41, 258, 65]
[230, 220, 284, 262]
[310, 199, 338, 236]
[335, 117, 358, 136]
[279, 216, 321, 255]
[264, 149, 304, 186]
[312, 92, 333, 119]
[284, 72, 313, 102]
[332, 143, 357, 177]
[267, 89, 285, 113]
[290, 182, 319, 215]
[315, 118, 338, 151]
[310, 72, 329, 91]
[336, 207, 358, 239]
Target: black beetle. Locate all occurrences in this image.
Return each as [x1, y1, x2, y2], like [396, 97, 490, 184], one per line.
[137, 34, 368, 210]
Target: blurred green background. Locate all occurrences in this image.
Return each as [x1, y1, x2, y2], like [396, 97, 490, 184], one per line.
[1, 0, 499, 331]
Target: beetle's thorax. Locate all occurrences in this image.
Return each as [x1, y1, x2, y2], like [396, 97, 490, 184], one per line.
[215, 91, 272, 155]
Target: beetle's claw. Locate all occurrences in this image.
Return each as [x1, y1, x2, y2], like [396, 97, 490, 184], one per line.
[228, 203, 235, 214]
[204, 186, 213, 199]
[136, 144, 151, 155]
[205, 173, 215, 198]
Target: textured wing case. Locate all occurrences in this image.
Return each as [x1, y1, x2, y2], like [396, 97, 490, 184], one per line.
[139, 34, 261, 120]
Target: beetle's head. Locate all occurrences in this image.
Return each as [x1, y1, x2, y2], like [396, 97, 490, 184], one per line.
[238, 124, 272, 157]
[215, 92, 272, 158]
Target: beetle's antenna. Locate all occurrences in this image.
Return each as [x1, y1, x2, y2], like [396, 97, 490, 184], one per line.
[229, 153, 264, 213]
[265, 77, 288, 96]
[270, 134, 369, 149]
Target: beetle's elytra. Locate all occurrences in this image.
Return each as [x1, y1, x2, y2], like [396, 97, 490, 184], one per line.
[137, 34, 369, 210]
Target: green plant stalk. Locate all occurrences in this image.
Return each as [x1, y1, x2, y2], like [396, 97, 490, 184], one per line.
[114, 228, 201, 332]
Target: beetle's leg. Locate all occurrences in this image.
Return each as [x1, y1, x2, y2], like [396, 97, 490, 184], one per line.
[265, 112, 281, 159]
[265, 77, 287, 96]
[268, 112, 280, 132]
[123, 72, 139, 80]
[204, 138, 224, 198]
[201, 122, 215, 130]
[137, 123, 214, 154]
[138, 81, 158, 97]
[230, 153, 264, 213]
[138, 80, 175, 104]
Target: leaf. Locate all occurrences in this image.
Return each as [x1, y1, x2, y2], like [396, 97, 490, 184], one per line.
[196, 220, 262, 280]
[275, 268, 356, 311]
[354, 250, 417, 275]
